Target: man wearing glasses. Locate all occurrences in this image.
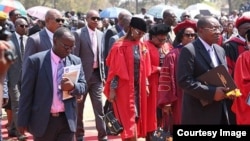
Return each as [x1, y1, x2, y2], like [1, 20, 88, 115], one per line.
[73, 10, 107, 141]
[17, 27, 87, 141]
[23, 9, 64, 65]
[177, 16, 234, 125]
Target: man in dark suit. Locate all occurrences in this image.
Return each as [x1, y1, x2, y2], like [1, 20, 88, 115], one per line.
[7, 16, 29, 140]
[73, 10, 107, 141]
[17, 27, 87, 141]
[103, 11, 131, 76]
[108, 14, 131, 49]
[23, 8, 64, 65]
[28, 19, 45, 36]
[177, 16, 234, 124]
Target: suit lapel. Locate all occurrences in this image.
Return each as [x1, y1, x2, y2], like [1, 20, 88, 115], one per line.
[213, 44, 224, 65]
[82, 28, 92, 50]
[44, 51, 53, 89]
[196, 39, 214, 68]
[65, 55, 73, 67]
[40, 29, 52, 50]
[11, 34, 22, 61]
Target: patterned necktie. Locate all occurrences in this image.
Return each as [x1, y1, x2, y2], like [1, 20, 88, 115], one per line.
[20, 36, 24, 57]
[57, 60, 64, 100]
[208, 47, 218, 67]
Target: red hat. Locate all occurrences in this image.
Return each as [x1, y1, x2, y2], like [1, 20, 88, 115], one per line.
[173, 19, 197, 35]
[235, 12, 250, 28]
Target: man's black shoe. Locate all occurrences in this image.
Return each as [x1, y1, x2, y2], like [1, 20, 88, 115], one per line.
[77, 136, 84, 141]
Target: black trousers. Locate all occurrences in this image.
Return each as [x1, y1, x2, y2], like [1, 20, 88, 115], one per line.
[34, 113, 74, 141]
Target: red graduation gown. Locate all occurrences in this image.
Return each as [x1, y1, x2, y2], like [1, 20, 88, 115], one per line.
[158, 47, 183, 126]
[232, 51, 250, 124]
[104, 38, 151, 138]
[145, 41, 173, 132]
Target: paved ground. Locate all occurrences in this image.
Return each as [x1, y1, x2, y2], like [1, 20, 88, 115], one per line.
[1, 94, 145, 141]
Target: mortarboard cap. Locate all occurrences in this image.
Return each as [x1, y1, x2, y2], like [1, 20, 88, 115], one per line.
[173, 19, 197, 35]
[235, 12, 250, 28]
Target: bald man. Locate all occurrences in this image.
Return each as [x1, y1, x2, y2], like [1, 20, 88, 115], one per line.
[23, 9, 64, 65]
[73, 10, 107, 141]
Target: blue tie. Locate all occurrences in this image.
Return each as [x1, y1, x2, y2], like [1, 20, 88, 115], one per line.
[57, 60, 64, 100]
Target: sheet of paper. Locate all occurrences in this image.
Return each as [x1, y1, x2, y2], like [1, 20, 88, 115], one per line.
[62, 64, 81, 100]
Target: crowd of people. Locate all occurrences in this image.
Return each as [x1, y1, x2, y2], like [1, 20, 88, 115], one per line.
[0, 4, 250, 141]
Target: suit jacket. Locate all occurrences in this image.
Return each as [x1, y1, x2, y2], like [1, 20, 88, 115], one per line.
[23, 29, 52, 66]
[73, 27, 105, 82]
[108, 31, 125, 51]
[177, 38, 227, 124]
[28, 24, 41, 36]
[7, 33, 28, 88]
[105, 31, 125, 76]
[17, 50, 87, 137]
[104, 25, 121, 60]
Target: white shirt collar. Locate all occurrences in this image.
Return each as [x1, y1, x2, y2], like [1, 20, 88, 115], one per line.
[198, 37, 214, 51]
[14, 32, 21, 39]
[45, 27, 54, 41]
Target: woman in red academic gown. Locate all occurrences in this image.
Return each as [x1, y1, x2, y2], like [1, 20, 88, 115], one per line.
[144, 23, 173, 140]
[104, 17, 151, 141]
[232, 29, 250, 124]
[158, 20, 197, 132]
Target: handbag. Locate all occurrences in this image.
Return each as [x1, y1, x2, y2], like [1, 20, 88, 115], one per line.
[152, 113, 173, 141]
[104, 101, 123, 135]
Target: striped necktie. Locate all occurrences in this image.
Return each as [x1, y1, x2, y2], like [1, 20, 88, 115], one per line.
[57, 60, 64, 100]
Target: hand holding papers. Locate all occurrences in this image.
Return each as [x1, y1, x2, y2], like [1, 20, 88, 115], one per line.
[62, 64, 81, 100]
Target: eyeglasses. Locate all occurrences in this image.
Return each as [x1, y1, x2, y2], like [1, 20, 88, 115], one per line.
[184, 33, 196, 37]
[18, 24, 29, 28]
[91, 17, 101, 21]
[134, 28, 145, 36]
[156, 36, 167, 43]
[58, 41, 75, 50]
[203, 26, 223, 32]
[55, 18, 65, 23]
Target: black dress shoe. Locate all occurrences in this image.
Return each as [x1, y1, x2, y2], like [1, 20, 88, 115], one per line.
[77, 136, 84, 141]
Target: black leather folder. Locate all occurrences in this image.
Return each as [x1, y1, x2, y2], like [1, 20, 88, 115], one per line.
[197, 65, 237, 106]
[197, 65, 237, 91]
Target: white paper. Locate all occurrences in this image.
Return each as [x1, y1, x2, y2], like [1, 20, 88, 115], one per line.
[62, 64, 81, 100]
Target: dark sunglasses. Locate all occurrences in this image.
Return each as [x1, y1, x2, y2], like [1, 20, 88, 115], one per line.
[55, 18, 65, 23]
[18, 24, 29, 28]
[184, 33, 196, 37]
[91, 17, 101, 21]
